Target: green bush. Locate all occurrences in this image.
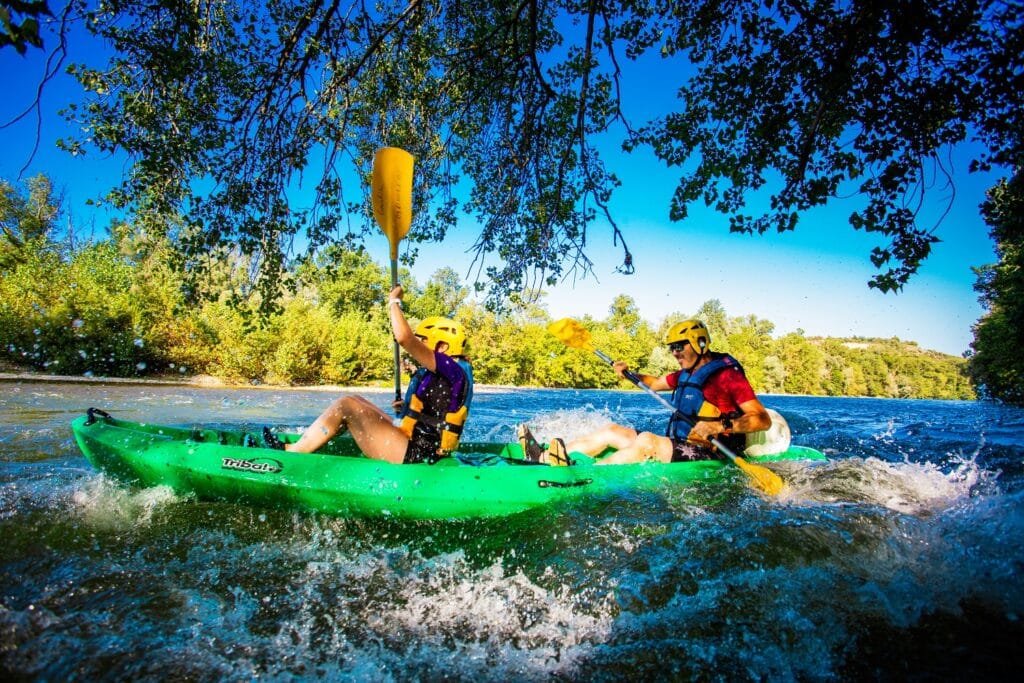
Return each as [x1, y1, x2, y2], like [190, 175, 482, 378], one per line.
[199, 299, 278, 382]
[325, 311, 392, 385]
[0, 241, 157, 375]
[265, 300, 333, 385]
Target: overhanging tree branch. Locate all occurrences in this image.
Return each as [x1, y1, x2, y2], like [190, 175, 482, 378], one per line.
[33, 0, 1021, 309]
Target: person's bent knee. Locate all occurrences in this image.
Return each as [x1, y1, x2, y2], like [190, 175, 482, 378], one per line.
[597, 423, 638, 446]
[634, 432, 668, 461]
[606, 423, 635, 437]
[332, 395, 367, 416]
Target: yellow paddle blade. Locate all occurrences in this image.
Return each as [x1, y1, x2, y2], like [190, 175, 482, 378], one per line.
[371, 147, 414, 259]
[547, 318, 595, 351]
[733, 456, 785, 495]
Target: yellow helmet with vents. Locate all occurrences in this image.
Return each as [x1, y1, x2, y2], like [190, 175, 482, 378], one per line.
[665, 319, 710, 354]
[415, 317, 466, 355]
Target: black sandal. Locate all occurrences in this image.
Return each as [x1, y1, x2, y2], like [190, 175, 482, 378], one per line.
[544, 438, 571, 467]
[261, 426, 286, 450]
[517, 423, 545, 462]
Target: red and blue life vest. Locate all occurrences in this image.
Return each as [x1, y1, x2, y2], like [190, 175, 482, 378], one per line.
[666, 352, 743, 440]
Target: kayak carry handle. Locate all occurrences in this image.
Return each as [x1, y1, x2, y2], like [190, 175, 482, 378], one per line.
[85, 407, 112, 426]
[538, 478, 593, 489]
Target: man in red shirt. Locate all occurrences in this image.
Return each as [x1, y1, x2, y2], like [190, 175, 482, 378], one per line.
[557, 319, 771, 465]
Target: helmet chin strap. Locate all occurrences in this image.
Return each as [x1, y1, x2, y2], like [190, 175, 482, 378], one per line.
[685, 344, 708, 373]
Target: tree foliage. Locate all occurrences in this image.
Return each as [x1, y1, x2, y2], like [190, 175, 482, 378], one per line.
[46, 0, 1022, 309]
[969, 171, 1024, 403]
[0, 174, 974, 401]
[628, 0, 1023, 292]
[0, 173, 61, 270]
[0, 1, 51, 53]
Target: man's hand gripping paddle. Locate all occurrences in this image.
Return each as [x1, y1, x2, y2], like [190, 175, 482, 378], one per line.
[372, 147, 414, 409]
[547, 318, 784, 495]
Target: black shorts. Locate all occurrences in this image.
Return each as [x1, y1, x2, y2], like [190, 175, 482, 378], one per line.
[404, 426, 444, 464]
[669, 432, 746, 462]
[403, 439, 438, 464]
[669, 438, 717, 462]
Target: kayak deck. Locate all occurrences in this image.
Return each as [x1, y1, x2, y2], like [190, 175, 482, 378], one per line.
[71, 410, 827, 519]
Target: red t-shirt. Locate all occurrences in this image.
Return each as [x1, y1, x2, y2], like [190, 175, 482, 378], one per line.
[665, 365, 756, 415]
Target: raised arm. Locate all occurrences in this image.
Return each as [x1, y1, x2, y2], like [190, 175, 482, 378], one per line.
[388, 285, 437, 372]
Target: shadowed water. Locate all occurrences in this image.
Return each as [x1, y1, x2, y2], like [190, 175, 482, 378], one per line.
[2, 381, 1023, 680]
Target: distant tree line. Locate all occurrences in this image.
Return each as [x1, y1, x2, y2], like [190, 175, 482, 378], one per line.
[1, 174, 978, 400]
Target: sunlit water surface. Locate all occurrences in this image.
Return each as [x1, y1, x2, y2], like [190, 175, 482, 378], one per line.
[2, 381, 1023, 680]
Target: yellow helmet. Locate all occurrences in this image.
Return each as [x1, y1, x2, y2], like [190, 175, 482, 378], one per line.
[665, 319, 710, 354]
[415, 317, 466, 355]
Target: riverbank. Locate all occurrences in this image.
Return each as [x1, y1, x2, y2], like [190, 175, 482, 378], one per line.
[0, 370, 389, 392]
[0, 371, 523, 393]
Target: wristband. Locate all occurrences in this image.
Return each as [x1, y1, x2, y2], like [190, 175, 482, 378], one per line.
[388, 298, 402, 308]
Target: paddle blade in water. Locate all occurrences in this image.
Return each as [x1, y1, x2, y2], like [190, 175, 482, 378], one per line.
[548, 318, 594, 351]
[733, 456, 785, 495]
[372, 147, 414, 259]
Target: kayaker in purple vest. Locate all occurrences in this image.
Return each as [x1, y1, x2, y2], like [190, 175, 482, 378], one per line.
[258, 285, 473, 464]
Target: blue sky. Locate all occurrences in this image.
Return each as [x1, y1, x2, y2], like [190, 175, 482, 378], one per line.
[1, 16, 1001, 357]
[409, 143, 997, 357]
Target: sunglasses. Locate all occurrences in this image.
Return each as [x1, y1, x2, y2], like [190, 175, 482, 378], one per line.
[668, 341, 690, 352]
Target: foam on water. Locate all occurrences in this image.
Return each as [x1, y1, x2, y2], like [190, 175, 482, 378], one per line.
[364, 554, 613, 677]
[781, 452, 997, 516]
[514, 407, 622, 444]
[70, 474, 182, 529]
[59, 527, 621, 680]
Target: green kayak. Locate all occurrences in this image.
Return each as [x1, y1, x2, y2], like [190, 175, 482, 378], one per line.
[71, 408, 827, 519]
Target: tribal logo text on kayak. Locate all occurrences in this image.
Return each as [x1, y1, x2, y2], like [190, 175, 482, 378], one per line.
[221, 457, 283, 474]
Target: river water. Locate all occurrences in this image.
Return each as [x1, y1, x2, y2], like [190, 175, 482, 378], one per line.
[2, 380, 1023, 680]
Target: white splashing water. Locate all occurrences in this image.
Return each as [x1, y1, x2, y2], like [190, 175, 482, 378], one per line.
[779, 452, 994, 516]
[512, 407, 622, 445]
[70, 474, 182, 529]
[270, 547, 615, 679]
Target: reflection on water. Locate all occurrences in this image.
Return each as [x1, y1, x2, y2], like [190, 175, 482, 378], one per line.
[2, 380, 1023, 679]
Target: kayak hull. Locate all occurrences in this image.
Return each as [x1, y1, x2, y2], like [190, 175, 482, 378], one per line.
[71, 411, 827, 519]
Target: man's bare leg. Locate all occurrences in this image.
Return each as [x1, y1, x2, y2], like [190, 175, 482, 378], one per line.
[593, 431, 673, 465]
[564, 423, 639, 457]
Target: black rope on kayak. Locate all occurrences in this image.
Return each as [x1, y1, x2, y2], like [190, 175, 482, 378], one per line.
[501, 457, 549, 467]
[454, 453, 553, 467]
[84, 407, 112, 426]
[538, 478, 593, 489]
